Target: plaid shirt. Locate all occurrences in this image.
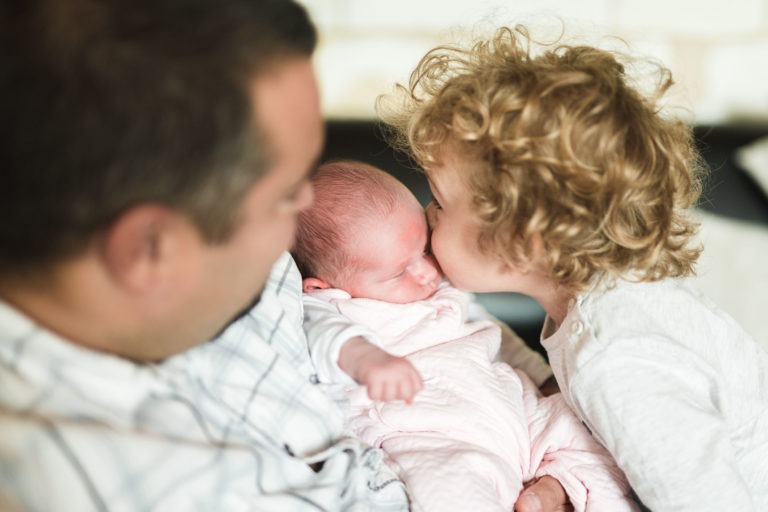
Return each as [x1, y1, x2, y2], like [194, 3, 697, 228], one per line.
[0, 253, 408, 511]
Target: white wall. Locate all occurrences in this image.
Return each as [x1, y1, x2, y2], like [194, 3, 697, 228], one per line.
[298, 0, 768, 124]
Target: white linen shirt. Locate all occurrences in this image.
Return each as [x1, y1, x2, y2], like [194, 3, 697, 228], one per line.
[542, 276, 768, 511]
[0, 252, 408, 511]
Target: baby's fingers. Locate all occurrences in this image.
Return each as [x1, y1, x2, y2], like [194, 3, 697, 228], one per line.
[403, 369, 424, 403]
[367, 380, 390, 401]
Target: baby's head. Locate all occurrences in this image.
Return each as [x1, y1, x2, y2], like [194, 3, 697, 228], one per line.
[292, 160, 442, 303]
[379, 26, 704, 293]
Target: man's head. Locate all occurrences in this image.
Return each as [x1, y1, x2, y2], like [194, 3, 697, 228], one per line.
[1, 0, 317, 273]
[0, 0, 323, 360]
[293, 160, 441, 304]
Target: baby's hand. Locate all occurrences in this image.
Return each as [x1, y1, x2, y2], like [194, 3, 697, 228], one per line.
[338, 337, 423, 402]
[358, 351, 423, 402]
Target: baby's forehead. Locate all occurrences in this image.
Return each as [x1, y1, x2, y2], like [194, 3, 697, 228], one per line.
[348, 195, 422, 235]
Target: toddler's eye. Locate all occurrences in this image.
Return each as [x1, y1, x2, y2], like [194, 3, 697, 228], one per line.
[429, 197, 442, 210]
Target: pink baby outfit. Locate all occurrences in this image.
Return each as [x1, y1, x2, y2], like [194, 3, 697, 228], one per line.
[304, 282, 637, 512]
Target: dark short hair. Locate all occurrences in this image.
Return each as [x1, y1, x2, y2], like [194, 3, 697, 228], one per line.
[0, 0, 316, 274]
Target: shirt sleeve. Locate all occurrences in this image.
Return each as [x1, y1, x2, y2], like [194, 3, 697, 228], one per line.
[570, 338, 757, 511]
[467, 297, 552, 385]
[302, 293, 383, 385]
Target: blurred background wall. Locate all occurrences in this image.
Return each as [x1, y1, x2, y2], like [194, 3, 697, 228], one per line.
[297, 0, 768, 124]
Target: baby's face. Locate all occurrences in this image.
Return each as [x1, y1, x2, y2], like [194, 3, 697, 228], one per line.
[340, 198, 442, 304]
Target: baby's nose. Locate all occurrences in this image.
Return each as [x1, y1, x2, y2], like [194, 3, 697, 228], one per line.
[411, 255, 440, 285]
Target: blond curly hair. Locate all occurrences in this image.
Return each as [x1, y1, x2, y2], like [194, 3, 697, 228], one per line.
[377, 26, 705, 293]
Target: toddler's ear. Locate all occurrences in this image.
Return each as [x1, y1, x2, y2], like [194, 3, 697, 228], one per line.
[302, 277, 331, 293]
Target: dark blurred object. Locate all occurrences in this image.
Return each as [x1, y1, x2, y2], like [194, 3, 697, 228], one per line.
[694, 124, 768, 224]
[322, 119, 768, 354]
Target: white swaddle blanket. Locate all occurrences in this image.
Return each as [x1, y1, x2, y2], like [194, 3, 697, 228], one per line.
[306, 283, 637, 512]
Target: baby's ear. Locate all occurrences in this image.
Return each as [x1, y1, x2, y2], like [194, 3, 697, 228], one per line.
[302, 277, 331, 293]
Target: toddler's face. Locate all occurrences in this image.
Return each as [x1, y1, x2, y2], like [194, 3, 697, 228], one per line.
[340, 198, 442, 304]
[425, 150, 528, 293]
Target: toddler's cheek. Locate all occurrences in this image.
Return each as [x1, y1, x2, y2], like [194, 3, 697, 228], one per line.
[424, 253, 443, 278]
[430, 239, 458, 282]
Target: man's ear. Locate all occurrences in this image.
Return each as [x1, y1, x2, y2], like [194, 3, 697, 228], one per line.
[302, 277, 331, 293]
[101, 205, 181, 292]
